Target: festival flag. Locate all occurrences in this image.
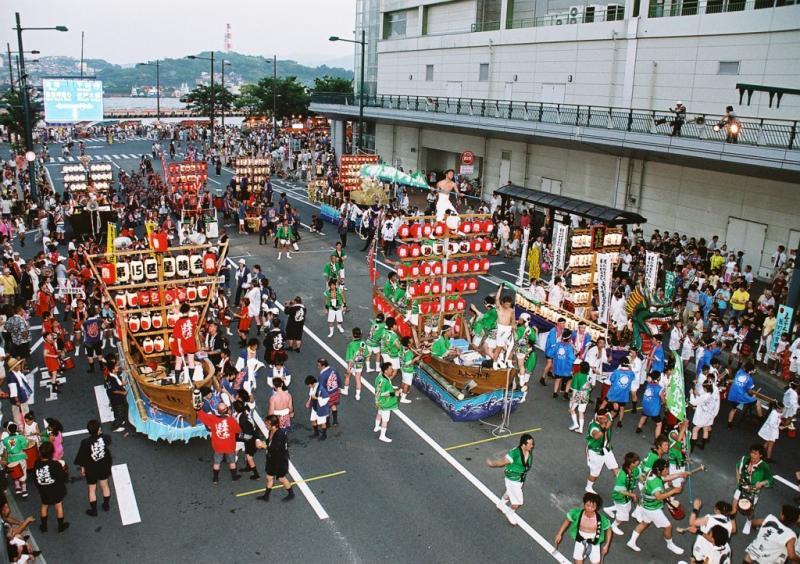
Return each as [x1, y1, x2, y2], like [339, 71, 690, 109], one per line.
[106, 223, 117, 264]
[663, 271, 676, 301]
[666, 351, 686, 421]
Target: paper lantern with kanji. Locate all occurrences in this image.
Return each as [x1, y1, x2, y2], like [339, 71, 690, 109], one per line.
[408, 284, 418, 297]
[460, 221, 472, 234]
[203, 252, 218, 274]
[153, 336, 165, 352]
[410, 223, 422, 239]
[410, 264, 420, 277]
[432, 261, 443, 276]
[456, 297, 467, 311]
[456, 278, 467, 292]
[420, 282, 431, 295]
[459, 241, 471, 254]
[445, 299, 456, 312]
[398, 245, 410, 258]
[458, 260, 470, 273]
[482, 220, 494, 234]
[126, 291, 138, 308]
[470, 220, 482, 233]
[421, 223, 433, 237]
[430, 300, 441, 313]
[398, 225, 410, 239]
[128, 315, 140, 333]
[176, 287, 188, 303]
[420, 301, 432, 314]
[483, 239, 493, 252]
[445, 280, 455, 293]
[143, 337, 155, 354]
[420, 263, 432, 277]
[100, 263, 116, 285]
[447, 241, 460, 255]
[433, 222, 446, 236]
[467, 278, 478, 291]
[410, 244, 421, 258]
[138, 290, 151, 307]
[421, 244, 433, 257]
[470, 259, 481, 272]
[431, 281, 442, 294]
[432, 242, 444, 256]
[150, 289, 160, 305]
[480, 258, 491, 271]
[470, 239, 482, 253]
[447, 261, 458, 274]
[397, 265, 407, 278]
[164, 288, 176, 305]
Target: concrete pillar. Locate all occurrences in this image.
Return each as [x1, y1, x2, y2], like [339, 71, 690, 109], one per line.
[500, 0, 509, 29]
[331, 119, 345, 164]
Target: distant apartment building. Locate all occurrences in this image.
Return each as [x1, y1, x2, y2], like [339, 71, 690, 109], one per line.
[312, 0, 800, 277]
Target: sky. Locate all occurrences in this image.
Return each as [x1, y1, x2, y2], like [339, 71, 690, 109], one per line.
[3, 0, 357, 68]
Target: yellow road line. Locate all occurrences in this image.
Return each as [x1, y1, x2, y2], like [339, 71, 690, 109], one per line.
[444, 427, 543, 451]
[235, 470, 347, 497]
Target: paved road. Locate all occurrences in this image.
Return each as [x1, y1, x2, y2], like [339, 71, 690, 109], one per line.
[6, 139, 798, 564]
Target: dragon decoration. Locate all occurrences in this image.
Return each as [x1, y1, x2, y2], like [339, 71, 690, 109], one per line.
[625, 286, 674, 351]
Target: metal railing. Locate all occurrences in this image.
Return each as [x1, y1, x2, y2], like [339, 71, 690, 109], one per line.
[647, 0, 790, 17]
[471, 21, 502, 32]
[311, 92, 800, 150]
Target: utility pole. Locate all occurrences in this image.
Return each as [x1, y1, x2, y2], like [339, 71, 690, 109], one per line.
[15, 12, 36, 199]
[6, 43, 14, 94]
[80, 31, 84, 78]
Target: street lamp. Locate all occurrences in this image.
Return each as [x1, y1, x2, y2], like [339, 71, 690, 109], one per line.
[187, 53, 215, 150]
[14, 11, 68, 200]
[219, 60, 231, 128]
[137, 61, 161, 121]
[329, 31, 366, 151]
[266, 55, 277, 131]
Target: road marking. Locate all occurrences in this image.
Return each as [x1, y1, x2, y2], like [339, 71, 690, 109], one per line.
[269, 287, 568, 561]
[491, 261, 506, 266]
[112, 154, 121, 159]
[250, 409, 331, 520]
[235, 470, 347, 497]
[208, 177, 221, 185]
[111, 464, 142, 526]
[444, 427, 543, 451]
[57, 157, 65, 162]
[775, 475, 800, 492]
[62, 429, 89, 438]
[94, 384, 115, 422]
[30, 337, 44, 353]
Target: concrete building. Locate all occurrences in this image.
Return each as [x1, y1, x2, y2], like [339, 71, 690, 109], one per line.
[312, 0, 800, 277]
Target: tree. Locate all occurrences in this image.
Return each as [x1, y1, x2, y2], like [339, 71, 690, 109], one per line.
[0, 89, 42, 147]
[312, 75, 353, 95]
[235, 76, 310, 120]
[184, 84, 236, 116]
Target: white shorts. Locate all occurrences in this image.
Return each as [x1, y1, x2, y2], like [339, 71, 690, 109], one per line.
[572, 540, 601, 564]
[327, 309, 343, 323]
[401, 370, 414, 386]
[367, 344, 380, 354]
[504, 478, 524, 506]
[587, 449, 619, 477]
[381, 354, 400, 370]
[310, 411, 327, 425]
[613, 500, 631, 521]
[377, 409, 392, 423]
[279, 239, 290, 246]
[435, 193, 457, 221]
[633, 506, 670, 528]
[496, 325, 513, 348]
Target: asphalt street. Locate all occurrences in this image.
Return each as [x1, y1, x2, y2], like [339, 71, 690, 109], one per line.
[4, 138, 798, 564]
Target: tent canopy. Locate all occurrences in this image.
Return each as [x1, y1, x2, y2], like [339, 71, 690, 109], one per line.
[495, 184, 646, 226]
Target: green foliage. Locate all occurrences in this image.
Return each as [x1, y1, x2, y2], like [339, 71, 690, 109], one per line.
[312, 75, 353, 94]
[184, 84, 236, 115]
[235, 76, 311, 119]
[0, 89, 40, 142]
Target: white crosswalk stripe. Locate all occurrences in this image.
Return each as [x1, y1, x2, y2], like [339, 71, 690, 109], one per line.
[58, 157, 65, 162]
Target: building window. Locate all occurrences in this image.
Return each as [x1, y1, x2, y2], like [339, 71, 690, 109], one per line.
[718, 61, 741, 75]
[479, 63, 490, 82]
[475, 0, 502, 31]
[425, 64, 434, 82]
[383, 11, 407, 39]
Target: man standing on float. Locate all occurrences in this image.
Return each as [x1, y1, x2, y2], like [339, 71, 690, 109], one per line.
[434, 169, 460, 221]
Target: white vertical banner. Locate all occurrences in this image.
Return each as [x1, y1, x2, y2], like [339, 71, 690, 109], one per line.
[596, 253, 613, 323]
[517, 227, 531, 287]
[552, 223, 569, 276]
[645, 251, 659, 292]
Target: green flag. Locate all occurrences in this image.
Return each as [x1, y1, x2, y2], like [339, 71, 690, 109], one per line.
[664, 271, 676, 301]
[666, 351, 686, 421]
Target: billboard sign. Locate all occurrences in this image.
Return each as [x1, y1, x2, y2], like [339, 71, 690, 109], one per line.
[42, 78, 104, 122]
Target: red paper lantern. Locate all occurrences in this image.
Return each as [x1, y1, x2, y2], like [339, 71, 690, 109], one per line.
[434, 222, 446, 236]
[431, 281, 442, 294]
[410, 224, 422, 239]
[432, 261, 443, 275]
[445, 299, 456, 312]
[460, 222, 472, 234]
[456, 297, 466, 311]
[467, 278, 478, 291]
[115, 294, 126, 309]
[410, 244, 421, 257]
[456, 278, 467, 292]
[471, 239, 482, 253]
[150, 231, 168, 252]
[446, 280, 455, 293]
[411, 264, 420, 277]
[176, 287, 188, 302]
[480, 258, 491, 271]
[459, 260, 470, 273]
[100, 263, 116, 285]
[483, 239, 493, 252]
[421, 263, 432, 276]
[470, 258, 481, 272]
[203, 252, 218, 275]
[447, 261, 458, 274]
[431, 300, 441, 313]
[422, 223, 433, 237]
[398, 245, 409, 258]
[471, 220, 482, 233]
[421, 282, 431, 295]
[482, 220, 494, 234]
[138, 290, 151, 307]
[420, 301, 431, 314]
[398, 225, 410, 239]
[150, 289, 160, 305]
[397, 265, 407, 278]
[408, 284, 417, 297]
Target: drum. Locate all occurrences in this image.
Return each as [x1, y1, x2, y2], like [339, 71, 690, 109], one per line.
[666, 498, 685, 520]
[24, 445, 39, 468]
[61, 357, 75, 370]
[737, 498, 754, 517]
[7, 462, 24, 480]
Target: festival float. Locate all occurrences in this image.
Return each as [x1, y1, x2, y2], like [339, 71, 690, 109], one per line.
[62, 162, 116, 237]
[370, 212, 525, 422]
[87, 236, 228, 442]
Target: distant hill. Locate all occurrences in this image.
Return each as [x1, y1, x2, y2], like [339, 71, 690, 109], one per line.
[25, 52, 353, 94]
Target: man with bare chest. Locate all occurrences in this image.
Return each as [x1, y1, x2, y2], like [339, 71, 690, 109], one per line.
[493, 284, 516, 368]
[434, 169, 460, 221]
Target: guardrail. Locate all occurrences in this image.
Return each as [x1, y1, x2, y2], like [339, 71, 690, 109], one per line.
[102, 109, 248, 119]
[311, 92, 799, 150]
